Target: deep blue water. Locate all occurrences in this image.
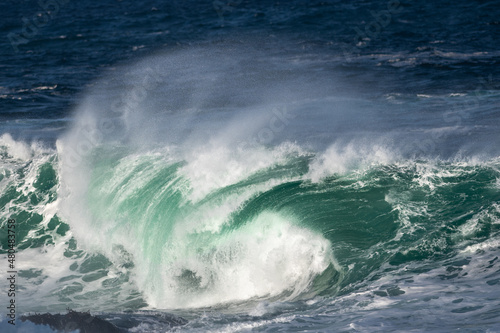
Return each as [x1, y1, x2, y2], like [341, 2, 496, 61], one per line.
[1, 1, 500, 332]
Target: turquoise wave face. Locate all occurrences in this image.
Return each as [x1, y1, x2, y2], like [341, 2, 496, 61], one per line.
[61, 144, 343, 308]
[57, 135, 500, 309]
[2, 133, 500, 312]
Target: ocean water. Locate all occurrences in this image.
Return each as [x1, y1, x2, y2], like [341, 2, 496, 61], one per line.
[1, 0, 500, 332]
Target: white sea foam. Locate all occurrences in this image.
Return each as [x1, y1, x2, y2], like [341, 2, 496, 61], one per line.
[306, 142, 394, 182]
[0, 133, 33, 161]
[145, 211, 338, 308]
[180, 142, 303, 202]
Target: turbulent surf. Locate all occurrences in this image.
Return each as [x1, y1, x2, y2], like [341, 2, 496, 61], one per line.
[2, 43, 500, 332]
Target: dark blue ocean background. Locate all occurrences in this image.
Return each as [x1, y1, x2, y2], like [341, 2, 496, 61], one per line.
[1, 0, 500, 332]
[2, 0, 499, 139]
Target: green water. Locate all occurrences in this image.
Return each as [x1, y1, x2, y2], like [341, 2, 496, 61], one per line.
[2, 141, 500, 312]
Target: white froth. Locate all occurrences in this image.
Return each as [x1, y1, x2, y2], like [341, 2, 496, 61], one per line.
[0, 133, 33, 161]
[307, 142, 394, 182]
[144, 212, 338, 309]
[180, 142, 303, 202]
